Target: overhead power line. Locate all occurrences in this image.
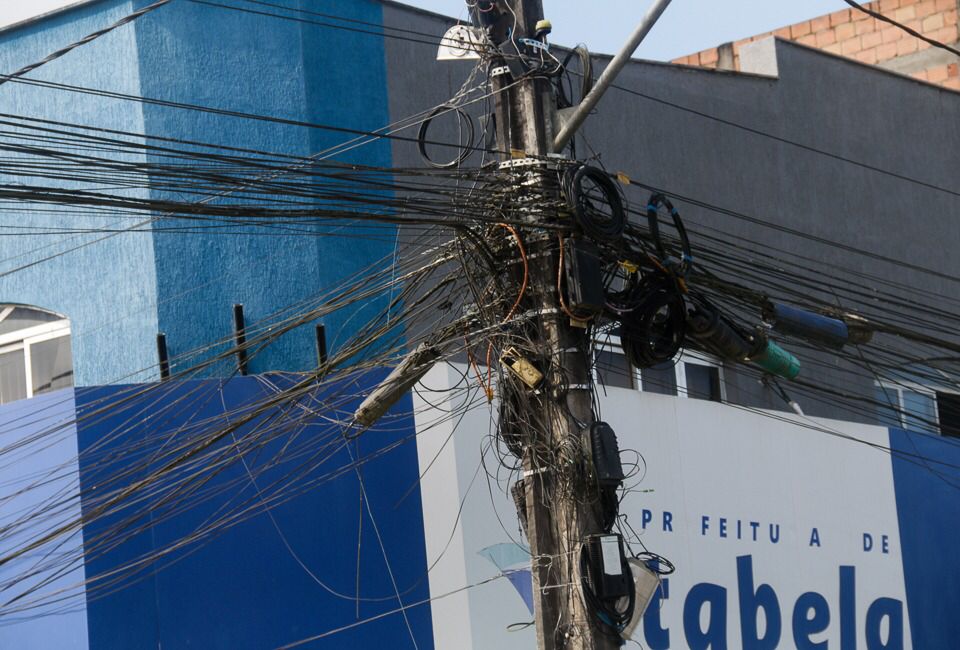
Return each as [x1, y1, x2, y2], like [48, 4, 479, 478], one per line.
[0, 0, 174, 90]
[600, 77, 960, 199]
[843, 0, 960, 58]
[185, 0, 960, 200]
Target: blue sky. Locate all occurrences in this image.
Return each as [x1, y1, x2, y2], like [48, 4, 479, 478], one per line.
[403, 0, 849, 61]
[2, 1, 849, 61]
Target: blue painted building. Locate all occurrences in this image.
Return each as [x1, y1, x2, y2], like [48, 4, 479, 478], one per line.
[0, 0, 395, 386]
[0, 3, 420, 646]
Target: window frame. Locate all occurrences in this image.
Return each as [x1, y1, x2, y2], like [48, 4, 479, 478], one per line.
[0, 315, 70, 400]
[592, 331, 726, 402]
[874, 379, 948, 435]
[592, 335, 641, 390]
[676, 350, 727, 403]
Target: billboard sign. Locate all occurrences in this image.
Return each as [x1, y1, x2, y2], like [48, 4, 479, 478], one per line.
[415, 364, 960, 650]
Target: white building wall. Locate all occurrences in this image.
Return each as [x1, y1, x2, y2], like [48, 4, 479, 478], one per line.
[416, 363, 911, 649]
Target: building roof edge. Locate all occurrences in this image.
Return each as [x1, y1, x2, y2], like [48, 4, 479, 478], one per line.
[0, 0, 113, 39]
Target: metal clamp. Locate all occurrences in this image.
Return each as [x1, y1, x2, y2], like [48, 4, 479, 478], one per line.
[518, 38, 549, 52]
[498, 157, 548, 170]
[523, 466, 551, 479]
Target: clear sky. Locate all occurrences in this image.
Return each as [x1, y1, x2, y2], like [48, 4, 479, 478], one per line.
[402, 0, 849, 61]
[1, 0, 850, 61]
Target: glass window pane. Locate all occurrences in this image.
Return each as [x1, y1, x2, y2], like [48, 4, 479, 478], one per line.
[902, 390, 936, 433]
[874, 385, 902, 427]
[641, 361, 678, 396]
[937, 393, 960, 438]
[0, 348, 27, 404]
[685, 363, 721, 402]
[30, 336, 73, 395]
[595, 349, 633, 390]
[0, 307, 59, 336]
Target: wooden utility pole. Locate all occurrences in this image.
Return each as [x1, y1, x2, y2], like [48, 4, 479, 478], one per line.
[471, 2, 621, 648]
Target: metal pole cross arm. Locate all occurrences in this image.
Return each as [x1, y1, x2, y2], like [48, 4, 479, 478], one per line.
[552, 0, 674, 153]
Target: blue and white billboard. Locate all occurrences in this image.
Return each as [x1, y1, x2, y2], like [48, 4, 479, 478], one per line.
[414, 364, 960, 650]
[0, 367, 956, 649]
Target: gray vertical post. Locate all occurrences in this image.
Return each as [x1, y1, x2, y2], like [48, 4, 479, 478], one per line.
[233, 304, 249, 376]
[316, 324, 328, 367]
[156, 333, 170, 380]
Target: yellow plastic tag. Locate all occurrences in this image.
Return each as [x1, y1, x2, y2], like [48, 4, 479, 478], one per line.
[501, 347, 544, 389]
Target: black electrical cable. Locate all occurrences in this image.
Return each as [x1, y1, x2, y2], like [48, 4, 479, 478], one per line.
[0, 73, 509, 161]
[600, 79, 960, 200]
[843, 0, 960, 58]
[417, 105, 476, 169]
[555, 45, 593, 109]
[0, 0, 173, 91]
[618, 274, 686, 369]
[562, 164, 626, 242]
[646, 192, 691, 274]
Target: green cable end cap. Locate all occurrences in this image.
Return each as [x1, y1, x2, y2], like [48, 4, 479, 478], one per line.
[753, 340, 801, 380]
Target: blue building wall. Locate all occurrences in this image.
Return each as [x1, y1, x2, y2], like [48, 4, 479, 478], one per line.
[133, 0, 397, 377]
[300, 0, 398, 356]
[890, 427, 960, 649]
[0, 0, 159, 386]
[0, 0, 398, 385]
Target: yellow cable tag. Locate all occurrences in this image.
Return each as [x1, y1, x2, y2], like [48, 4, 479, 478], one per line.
[511, 149, 527, 159]
[620, 260, 639, 274]
[616, 171, 631, 185]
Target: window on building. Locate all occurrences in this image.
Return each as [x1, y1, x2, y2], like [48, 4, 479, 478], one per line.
[936, 392, 960, 438]
[593, 333, 723, 402]
[0, 305, 72, 405]
[874, 381, 960, 437]
[640, 361, 678, 396]
[683, 361, 723, 402]
[593, 343, 636, 390]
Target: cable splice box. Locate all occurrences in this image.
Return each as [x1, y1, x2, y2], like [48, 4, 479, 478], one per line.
[584, 534, 631, 601]
[562, 237, 604, 317]
[590, 421, 625, 487]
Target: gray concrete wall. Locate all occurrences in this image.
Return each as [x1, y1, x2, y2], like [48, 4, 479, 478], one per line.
[381, 5, 960, 424]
